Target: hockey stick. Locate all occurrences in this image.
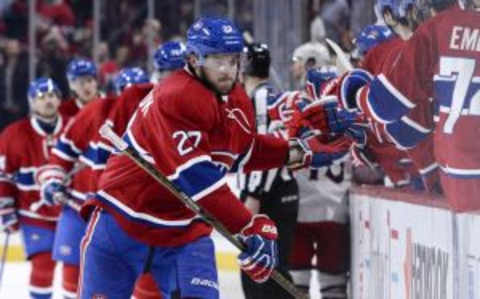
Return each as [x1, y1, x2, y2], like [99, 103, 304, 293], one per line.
[0, 232, 10, 293]
[30, 190, 82, 213]
[325, 38, 354, 73]
[99, 125, 309, 299]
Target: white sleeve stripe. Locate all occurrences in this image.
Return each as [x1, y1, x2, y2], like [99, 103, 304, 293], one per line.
[211, 151, 239, 159]
[167, 155, 212, 180]
[378, 74, 416, 109]
[97, 190, 197, 226]
[419, 163, 439, 175]
[59, 136, 82, 154]
[52, 148, 77, 162]
[400, 116, 431, 134]
[191, 176, 228, 201]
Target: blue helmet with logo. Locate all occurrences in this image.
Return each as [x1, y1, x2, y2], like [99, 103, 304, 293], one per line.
[153, 41, 186, 71]
[186, 17, 244, 59]
[28, 77, 61, 103]
[352, 25, 392, 59]
[66, 58, 97, 82]
[113, 67, 149, 94]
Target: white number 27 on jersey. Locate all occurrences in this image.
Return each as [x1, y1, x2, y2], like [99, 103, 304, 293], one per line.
[173, 131, 202, 156]
[439, 57, 480, 134]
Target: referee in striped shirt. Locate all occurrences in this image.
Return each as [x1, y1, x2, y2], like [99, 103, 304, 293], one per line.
[237, 42, 299, 299]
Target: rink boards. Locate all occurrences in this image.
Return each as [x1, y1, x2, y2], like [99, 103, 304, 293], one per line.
[350, 186, 480, 299]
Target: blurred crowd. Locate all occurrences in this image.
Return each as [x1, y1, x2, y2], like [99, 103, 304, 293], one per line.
[0, 0, 372, 130]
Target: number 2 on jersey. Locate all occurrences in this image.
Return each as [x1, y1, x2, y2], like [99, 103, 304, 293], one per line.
[439, 57, 480, 134]
[173, 131, 202, 156]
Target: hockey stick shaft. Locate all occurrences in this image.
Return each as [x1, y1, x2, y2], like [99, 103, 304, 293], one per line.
[0, 232, 10, 293]
[325, 38, 354, 73]
[99, 125, 309, 299]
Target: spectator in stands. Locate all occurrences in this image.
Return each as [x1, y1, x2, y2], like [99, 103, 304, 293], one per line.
[2, 0, 28, 41]
[0, 37, 30, 129]
[97, 42, 119, 89]
[37, 32, 70, 97]
[37, 0, 75, 28]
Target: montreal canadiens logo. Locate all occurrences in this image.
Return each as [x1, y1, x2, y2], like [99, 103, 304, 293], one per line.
[222, 25, 233, 33]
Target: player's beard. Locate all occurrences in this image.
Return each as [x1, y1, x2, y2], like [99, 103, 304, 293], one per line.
[199, 66, 237, 95]
[33, 103, 58, 122]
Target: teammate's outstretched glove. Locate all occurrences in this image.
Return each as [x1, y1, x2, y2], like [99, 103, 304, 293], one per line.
[288, 128, 351, 170]
[0, 198, 18, 233]
[238, 214, 278, 283]
[288, 96, 364, 140]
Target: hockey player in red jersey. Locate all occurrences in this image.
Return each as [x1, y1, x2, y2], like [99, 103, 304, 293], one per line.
[305, 0, 480, 210]
[36, 67, 155, 298]
[59, 59, 99, 117]
[0, 78, 67, 299]
[75, 17, 340, 298]
[351, 0, 433, 189]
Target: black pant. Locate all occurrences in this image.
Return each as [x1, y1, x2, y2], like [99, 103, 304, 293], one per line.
[241, 179, 299, 299]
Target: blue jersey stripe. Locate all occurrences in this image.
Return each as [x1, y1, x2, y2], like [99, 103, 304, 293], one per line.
[55, 139, 80, 160]
[385, 120, 429, 149]
[369, 77, 413, 123]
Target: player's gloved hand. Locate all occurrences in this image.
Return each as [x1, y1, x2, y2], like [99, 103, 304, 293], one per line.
[336, 69, 373, 111]
[40, 179, 67, 206]
[287, 129, 351, 170]
[36, 166, 68, 207]
[289, 96, 363, 139]
[238, 214, 278, 283]
[0, 198, 18, 233]
[267, 91, 305, 123]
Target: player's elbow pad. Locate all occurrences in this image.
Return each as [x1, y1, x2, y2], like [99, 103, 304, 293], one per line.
[384, 119, 431, 149]
[363, 75, 416, 123]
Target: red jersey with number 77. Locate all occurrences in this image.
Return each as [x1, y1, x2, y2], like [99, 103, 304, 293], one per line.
[356, 5, 480, 209]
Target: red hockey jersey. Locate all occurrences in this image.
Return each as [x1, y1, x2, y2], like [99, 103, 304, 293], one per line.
[0, 116, 67, 228]
[86, 83, 154, 181]
[85, 69, 289, 246]
[356, 5, 480, 209]
[59, 98, 82, 118]
[43, 97, 116, 198]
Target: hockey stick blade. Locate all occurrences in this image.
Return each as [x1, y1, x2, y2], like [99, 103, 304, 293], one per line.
[99, 124, 309, 299]
[325, 38, 354, 73]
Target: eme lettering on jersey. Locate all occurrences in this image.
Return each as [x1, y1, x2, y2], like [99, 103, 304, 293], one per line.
[449, 26, 480, 52]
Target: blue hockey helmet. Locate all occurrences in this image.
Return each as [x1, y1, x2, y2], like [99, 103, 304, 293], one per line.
[28, 77, 61, 103]
[377, 0, 409, 18]
[66, 58, 97, 82]
[352, 25, 392, 59]
[153, 41, 187, 71]
[113, 67, 150, 94]
[186, 17, 244, 59]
